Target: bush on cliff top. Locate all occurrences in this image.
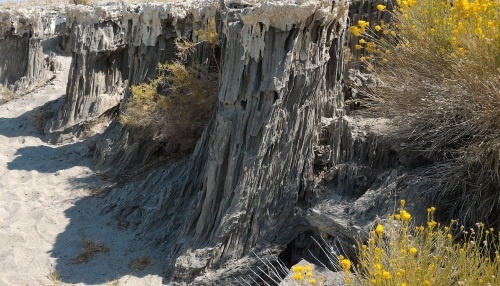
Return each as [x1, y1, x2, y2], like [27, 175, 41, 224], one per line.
[351, 0, 500, 225]
[120, 19, 219, 154]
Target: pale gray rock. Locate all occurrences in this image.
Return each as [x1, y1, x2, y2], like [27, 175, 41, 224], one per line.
[0, 6, 65, 97]
[94, 0, 351, 284]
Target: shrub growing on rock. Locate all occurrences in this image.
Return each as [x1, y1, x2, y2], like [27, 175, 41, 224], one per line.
[120, 19, 219, 154]
[351, 0, 500, 225]
[341, 200, 500, 286]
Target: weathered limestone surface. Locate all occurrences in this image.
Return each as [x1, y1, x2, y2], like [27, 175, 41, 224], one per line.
[92, 0, 355, 284]
[47, 2, 217, 145]
[175, 1, 349, 281]
[2, 0, 429, 284]
[53, 1, 424, 284]
[0, 6, 65, 95]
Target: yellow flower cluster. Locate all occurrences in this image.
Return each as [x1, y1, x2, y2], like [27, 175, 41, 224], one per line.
[375, 224, 384, 235]
[338, 255, 352, 271]
[399, 0, 499, 61]
[350, 20, 370, 37]
[291, 264, 317, 285]
[349, 200, 500, 286]
[348, 12, 398, 66]
[349, 0, 500, 72]
[394, 209, 411, 221]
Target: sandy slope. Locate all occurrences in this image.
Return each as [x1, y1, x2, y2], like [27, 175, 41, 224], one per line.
[0, 56, 164, 285]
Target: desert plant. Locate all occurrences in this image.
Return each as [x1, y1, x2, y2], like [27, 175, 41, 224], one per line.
[31, 105, 55, 132]
[196, 18, 218, 47]
[120, 17, 219, 154]
[350, 0, 500, 225]
[129, 256, 152, 271]
[248, 202, 500, 285]
[0, 86, 17, 105]
[47, 270, 62, 285]
[339, 200, 500, 286]
[72, 238, 109, 264]
[120, 60, 218, 152]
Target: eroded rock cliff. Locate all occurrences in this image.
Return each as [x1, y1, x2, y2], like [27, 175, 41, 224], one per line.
[0, 6, 65, 97]
[47, 2, 217, 146]
[90, 0, 352, 283]
[2, 0, 430, 285]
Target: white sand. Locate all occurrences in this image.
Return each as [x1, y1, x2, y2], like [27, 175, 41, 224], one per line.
[0, 56, 164, 285]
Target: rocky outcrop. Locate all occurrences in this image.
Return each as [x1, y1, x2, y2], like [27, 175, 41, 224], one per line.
[2, 0, 429, 284]
[0, 6, 65, 97]
[44, 0, 424, 283]
[47, 2, 217, 144]
[89, 0, 354, 284]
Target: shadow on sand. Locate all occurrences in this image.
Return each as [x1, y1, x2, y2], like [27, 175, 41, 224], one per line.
[1, 101, 166, 284]
[0, 100, 94, 174]
[7, 142, 94, 173]
[49, 195, 166, 285]
[0, 97, 63, 138]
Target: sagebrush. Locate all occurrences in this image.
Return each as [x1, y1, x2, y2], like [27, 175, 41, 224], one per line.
[351, 0, 500, 225]
[120, 18, 219, 154]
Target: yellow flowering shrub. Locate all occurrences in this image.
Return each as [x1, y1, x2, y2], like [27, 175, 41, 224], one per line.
[349, 0, 500, 225]
[290, 264, 319, 285]
[346, 200, 500, 286]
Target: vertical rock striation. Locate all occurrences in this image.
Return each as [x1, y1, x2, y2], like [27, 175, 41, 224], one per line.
[0, 7, 64, 96]
[96, 0, 350, 283]
[47, 3, 217, 144]
[175, 1, 349, 280]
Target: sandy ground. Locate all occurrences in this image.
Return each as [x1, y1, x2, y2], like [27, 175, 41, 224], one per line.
[0, 56, 164, 285]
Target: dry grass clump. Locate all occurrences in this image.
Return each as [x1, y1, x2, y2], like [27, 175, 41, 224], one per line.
[72, 238, 110, 264]
[47, 270, 62, 285]
[196, 18, 218, 47]
[0, 86, 17, 105]
[72, 0, 92, 5]
[120, 18, 219, 154]
[31, 105, 55, 132]
[120, 61, 218, 153]
[129, 256, 152, 271]
[350, 0, 500, 225]
[338, 200, 500, 286]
